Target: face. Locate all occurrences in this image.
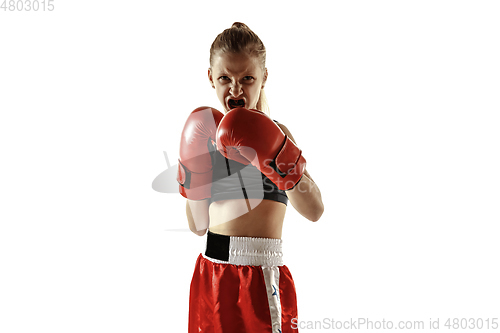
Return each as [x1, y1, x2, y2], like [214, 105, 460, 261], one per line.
[208, 52, 267, 113]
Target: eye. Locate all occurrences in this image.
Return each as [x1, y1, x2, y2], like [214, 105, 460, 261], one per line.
[218, 76, 230, 81]
[244, 76, 255, 81]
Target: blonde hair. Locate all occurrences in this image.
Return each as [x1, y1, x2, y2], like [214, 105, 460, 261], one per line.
[209, 22, 270, 115]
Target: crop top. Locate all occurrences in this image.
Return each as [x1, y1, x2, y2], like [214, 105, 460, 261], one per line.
[209, 120, 289, 206]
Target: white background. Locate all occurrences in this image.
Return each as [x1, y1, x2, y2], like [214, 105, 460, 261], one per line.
[1, 0, 499, 332]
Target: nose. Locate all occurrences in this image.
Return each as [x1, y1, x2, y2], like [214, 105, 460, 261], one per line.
[229, 82, 243, 98]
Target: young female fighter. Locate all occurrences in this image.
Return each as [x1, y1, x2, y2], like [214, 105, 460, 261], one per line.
[177, 22, 324, 333]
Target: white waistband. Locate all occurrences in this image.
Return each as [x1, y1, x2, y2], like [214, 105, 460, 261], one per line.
[204, 234, 284, 266]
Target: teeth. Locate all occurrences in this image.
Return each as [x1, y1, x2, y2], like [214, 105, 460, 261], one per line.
[229, 99, 244, 108]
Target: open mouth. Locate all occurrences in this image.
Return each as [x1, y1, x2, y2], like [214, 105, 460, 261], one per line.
[228, 99, 245, 110]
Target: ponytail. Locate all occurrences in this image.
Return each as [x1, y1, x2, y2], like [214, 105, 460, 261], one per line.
[257, 89, 269, 116]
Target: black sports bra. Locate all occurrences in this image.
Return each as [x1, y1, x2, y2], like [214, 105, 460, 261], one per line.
[209, 120, 288, 206]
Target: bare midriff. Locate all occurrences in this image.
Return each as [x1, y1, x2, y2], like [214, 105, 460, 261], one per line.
[208, 198, 286, 239]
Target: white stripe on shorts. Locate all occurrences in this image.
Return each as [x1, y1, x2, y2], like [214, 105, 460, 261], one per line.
[262, 265, 283, 332]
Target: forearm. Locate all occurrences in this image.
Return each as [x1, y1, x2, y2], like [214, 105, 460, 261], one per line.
[186, 200, 210, 236]
[286, 171, 324, 222]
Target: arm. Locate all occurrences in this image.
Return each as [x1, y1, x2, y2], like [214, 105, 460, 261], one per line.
[176, 107, 224, 236]
[277, 122, 324, 222]
[186, 199, 210, 236]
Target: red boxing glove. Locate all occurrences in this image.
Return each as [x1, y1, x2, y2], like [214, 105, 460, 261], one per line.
[177, 107, 224, 200]
[216, 108, 306, 191]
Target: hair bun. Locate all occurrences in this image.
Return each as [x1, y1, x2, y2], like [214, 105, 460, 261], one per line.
[231, 22, 250, 30]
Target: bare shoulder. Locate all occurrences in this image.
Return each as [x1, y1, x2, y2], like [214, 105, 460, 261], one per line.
[274, 121, 297, 144]
[275, 120, 313, 180]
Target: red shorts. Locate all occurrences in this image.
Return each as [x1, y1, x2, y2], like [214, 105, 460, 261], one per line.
[188, 231, 299, 333]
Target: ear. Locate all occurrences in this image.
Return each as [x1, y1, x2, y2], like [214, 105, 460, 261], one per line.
[262, 68, 268, 89]
[208, 68, 215, 89]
